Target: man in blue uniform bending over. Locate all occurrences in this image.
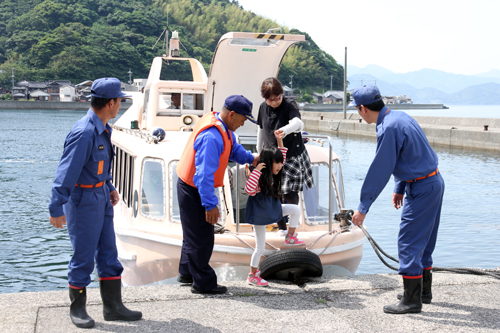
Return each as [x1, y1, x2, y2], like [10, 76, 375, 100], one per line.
[49, 78, 142, 328]
[176, 95, 259, 294]
[350, 85, 445, 314]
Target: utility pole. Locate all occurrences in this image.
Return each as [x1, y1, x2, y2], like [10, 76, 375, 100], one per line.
[330, 75, 333, 91]
[343, 47, 347, 120]
[127, 69, 133, 85]
[11, 68, 14, 92]
[289, 75, 293, 91]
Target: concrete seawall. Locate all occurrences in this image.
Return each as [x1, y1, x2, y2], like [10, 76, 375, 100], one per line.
[0, 100, 131, 110]
[301, 104, 447, 111]
[301, 111, 500, 151]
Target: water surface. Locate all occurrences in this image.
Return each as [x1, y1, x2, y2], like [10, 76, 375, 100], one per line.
[0, 108, 498, 294]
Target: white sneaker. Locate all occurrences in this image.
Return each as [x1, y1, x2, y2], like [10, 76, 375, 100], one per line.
[276, 229, 288, 237]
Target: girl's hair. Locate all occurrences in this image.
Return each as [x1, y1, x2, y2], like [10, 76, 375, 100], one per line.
[260, 77, 284, 100]
[257, 146, 284, 199]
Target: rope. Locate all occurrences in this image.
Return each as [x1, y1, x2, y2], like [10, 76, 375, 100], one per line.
[219, 230, 281, 257]
[305, 225, 350, 255]
[358, 225, 500, 280]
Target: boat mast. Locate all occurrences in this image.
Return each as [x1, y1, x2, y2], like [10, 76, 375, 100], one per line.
[343, 47, 347, 119]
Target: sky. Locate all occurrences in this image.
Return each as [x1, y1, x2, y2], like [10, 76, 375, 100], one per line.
[236, 0, 500, 76]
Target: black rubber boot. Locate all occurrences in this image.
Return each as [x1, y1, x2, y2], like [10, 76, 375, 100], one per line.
[69, 287, 95, 328]
[397, 269, 432, 304]
[99, 279, 142, 321]
[421, 269, 432, 303]
[384, 277, 422, 314]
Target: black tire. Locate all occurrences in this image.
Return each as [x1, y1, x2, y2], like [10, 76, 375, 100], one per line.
[259, 249, 323, 280]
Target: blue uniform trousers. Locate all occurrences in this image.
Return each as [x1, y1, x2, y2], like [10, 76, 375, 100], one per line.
[177, 178, 218, 292]
[65, 185, 123, 287]
[398, 173, 445, 277]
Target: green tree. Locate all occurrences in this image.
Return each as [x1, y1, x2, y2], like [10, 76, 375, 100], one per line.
[1, 93, 12, 100]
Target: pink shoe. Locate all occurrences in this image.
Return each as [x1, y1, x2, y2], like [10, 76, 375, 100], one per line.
[247, 271, 268, 287]
[285, 232, 305, 246]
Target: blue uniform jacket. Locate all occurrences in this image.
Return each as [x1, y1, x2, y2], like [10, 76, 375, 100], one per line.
[358, 106, 438, 214]
[193, 113, 254, 211]
[49, 109, 115, 217]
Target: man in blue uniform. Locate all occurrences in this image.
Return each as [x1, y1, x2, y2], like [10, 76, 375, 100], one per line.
[176, 95, 259, 294]
[49, 78, 142, 328]
[350, 85, 445, 314]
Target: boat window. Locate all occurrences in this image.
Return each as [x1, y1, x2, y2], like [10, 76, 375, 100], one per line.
[169, 161, 226, 226]
[143, 89, 150, 115]
[228, 163, 249, 224]
[229, 38, 278, 47]
[160, 59, 193, 82]
[157, 92, 204, 116]
[141, 158, 165, 220]
[182, 93, 204, 112]
[302, 162, 345, 225]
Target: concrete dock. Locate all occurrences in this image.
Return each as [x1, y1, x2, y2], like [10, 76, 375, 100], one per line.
[1, 273, 499, 332]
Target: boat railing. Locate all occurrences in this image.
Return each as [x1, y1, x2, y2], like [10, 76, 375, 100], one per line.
[234, 134, 340, 233]
[111, 124, 163, 144]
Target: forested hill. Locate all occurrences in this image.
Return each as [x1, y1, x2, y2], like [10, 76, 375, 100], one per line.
[0, 0, 344, 90]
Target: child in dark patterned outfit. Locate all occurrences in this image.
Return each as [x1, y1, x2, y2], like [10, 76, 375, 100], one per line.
[245, 131, 304, 287]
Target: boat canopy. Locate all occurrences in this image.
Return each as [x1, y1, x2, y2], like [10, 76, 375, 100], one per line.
[206, 32, 305, 140]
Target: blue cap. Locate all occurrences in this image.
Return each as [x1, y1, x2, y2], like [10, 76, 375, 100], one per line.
[91, 77, 131, 99]
[348, 85, 382, 107]
[223, 95, 257, 124]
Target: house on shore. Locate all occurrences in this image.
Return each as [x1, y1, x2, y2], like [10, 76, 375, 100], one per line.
[46, 80, 72, 101]
[12, 86, 27, 100]
[323, 90, 345, 104]
[383, 95, 413, 104]
[30, 90, 50, 101]
[60, 85, 76, 102]
[312, 92, 324, 104]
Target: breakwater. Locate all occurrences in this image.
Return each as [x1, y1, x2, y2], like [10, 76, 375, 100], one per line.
[301, 103, 447, 111]
[0, 100, 131, 110]
[301, 111, 500, 151]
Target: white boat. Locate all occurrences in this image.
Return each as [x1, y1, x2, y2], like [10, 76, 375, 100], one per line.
[111, 31, 367, 286]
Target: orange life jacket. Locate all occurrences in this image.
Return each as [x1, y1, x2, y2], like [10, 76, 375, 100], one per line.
[176, 112, 233, 188]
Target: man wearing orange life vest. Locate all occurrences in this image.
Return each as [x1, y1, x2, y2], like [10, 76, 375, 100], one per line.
[176, 95, 259, 294]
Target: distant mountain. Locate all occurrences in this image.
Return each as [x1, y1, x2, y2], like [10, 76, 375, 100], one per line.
[346, 65, 500, 94]
[475, 69, 500, 79]
[347, 73, 500, 105]
[347, 64, 394, 77]
[0, 0, 343, 88]
[446, 83, 500, 105]
[346, 65, 500, 104]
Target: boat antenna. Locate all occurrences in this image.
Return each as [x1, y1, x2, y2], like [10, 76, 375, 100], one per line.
[152, 27, 168, 51]
[210, 81, 216, 111]
[152, 0, 170, 55]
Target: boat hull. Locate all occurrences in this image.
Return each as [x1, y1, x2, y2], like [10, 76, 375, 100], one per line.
[116, 226, 365, 286]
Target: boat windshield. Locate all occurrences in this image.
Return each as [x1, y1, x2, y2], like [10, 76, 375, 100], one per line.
[157, 91, 204, 116]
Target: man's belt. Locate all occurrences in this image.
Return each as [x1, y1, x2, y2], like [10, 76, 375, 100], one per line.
[75, 181, 104, 188]
[407, 168, 439, 183]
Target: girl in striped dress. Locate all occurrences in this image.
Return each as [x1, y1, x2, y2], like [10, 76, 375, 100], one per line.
[244, 130, 304, 286]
